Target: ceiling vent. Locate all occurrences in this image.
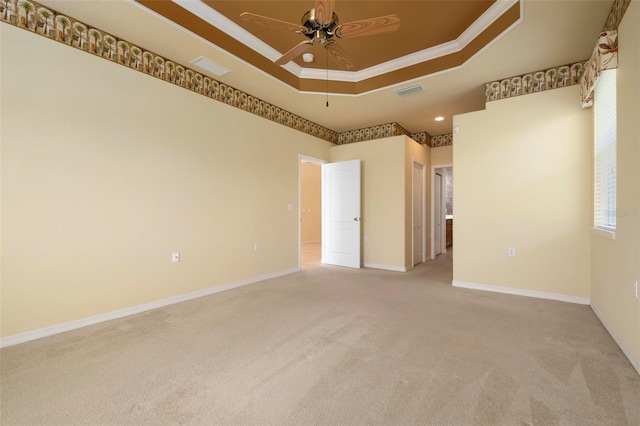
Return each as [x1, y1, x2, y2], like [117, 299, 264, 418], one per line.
[190, 56, 231, 76]
[394, 84, 424, 96]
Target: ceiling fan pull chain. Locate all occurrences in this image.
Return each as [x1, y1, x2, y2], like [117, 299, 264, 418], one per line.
[326, 47, 329, 107]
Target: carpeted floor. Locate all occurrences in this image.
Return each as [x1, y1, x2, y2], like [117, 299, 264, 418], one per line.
[1, 252, 639, 425]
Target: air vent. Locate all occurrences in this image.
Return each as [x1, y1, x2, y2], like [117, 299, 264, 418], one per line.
[394, 84, 423, 96]
[190, 56, 231, 76]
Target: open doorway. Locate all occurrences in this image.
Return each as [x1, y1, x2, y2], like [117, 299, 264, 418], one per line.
[431, 164, 453, 258]
[299, 155, 325, 269]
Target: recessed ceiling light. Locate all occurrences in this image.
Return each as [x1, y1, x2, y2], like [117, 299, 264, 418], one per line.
[435, 116, 445, 121]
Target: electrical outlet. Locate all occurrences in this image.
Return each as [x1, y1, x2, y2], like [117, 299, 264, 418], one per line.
[633, 280, 638, 299]
[172, 252, 180, 263]
[508, 248, 516, 257]
[254, 242, 259, 252]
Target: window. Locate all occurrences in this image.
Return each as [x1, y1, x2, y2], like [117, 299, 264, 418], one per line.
[593, 69, 617, 236]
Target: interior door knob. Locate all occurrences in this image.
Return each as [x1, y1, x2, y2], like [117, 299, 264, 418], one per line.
[353, 217, 360, 222]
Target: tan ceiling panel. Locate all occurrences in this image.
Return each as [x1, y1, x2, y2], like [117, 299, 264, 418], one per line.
[135, 0, 520, 95]
[208, 1, 495, 70]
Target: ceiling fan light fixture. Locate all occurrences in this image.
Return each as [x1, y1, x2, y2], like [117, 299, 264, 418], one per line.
[302, 53, 315, 63]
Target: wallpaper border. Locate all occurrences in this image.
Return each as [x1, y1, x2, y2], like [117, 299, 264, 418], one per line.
[486, 0, 630, 105]
[3, 0, 571, 149]
[602, 0, 631, 31]
[484, 61, 588, 103]
[0, 0, 340, 143]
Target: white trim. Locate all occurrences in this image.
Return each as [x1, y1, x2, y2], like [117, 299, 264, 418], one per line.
[364, 263, 407, 272]
[590, 302, 640, 376]
[299, 154, 328, 164]
[452, 280, 591, 305]
[131, 0, 524, 98]
[168, 0, 522, 83]
[0, 267, 299, 349]
[592, 227, 616, 240]
[172, 0, 284, 63]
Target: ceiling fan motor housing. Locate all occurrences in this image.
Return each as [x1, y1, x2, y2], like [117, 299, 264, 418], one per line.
[301, 9, 339, 43]
[239, 2, 399, 71]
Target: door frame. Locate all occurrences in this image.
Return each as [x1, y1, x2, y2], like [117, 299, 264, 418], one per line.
[412, 160, 427, 266]
[431, 163, 452, 260]
[298, 154, 327, 270]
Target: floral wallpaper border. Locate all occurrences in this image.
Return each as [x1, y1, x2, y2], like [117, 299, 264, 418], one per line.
[4, 0, 629, 147]
[337, 122, 411, 145]
[485, 61, 588, 102]
[0, 0, 340, 144]
[430, 134, 453, 148]
[0, 0, 447, 148]
[603, 0, 631, 31]
[486, 0, 630, 106]
[336, 126, 452, 148]
[410, 132, 430, 146]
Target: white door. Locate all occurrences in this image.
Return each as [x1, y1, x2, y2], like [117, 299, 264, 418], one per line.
[434, 172, 443, 256]
[322, 160, 361, 268]
[412, 163, 423, 265]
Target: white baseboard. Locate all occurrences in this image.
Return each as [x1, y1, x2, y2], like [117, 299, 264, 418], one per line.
[0, 267, 300, 349]
[364, 263, 407, 272]
[452, 280, 591, 305]
[590, 302, 640, 376]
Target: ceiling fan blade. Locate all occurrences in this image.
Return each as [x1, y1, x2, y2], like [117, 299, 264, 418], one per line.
[240, 12, 304, 32]
[335, 15, 400, 38]
[314, 0, 335, 25]
[275, 41, 314, 66]
[325, 41, 356, 71]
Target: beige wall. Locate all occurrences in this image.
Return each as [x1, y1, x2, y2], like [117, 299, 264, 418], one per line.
[300, 163, 322, 242]
[453, 85, 592, 298]
[330, 137, 406, 269]
[591, 2, 640, 371]
[0, 25, 332, 337]
[431, 146, 453, 166]
[330, 136, 430, 270]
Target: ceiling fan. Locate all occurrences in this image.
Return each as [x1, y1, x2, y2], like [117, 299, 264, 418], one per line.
[240, 0, 400, 71]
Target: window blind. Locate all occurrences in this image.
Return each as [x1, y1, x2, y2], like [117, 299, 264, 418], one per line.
[594, 69, 617, 230]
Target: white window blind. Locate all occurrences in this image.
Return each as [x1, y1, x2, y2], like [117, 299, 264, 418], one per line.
[594, 69, 617, 231]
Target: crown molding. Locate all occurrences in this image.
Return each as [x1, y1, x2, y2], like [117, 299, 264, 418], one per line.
[172, 0, 521, 83]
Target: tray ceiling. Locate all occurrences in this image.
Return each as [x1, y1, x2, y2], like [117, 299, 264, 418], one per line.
[135, 0, 521, 95]
[32, 0, 613, 136]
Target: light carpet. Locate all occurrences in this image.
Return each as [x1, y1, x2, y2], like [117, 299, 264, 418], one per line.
[1, 252, 639, 425]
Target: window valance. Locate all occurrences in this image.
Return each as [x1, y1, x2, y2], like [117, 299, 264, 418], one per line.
[581, 31, 618, 108]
